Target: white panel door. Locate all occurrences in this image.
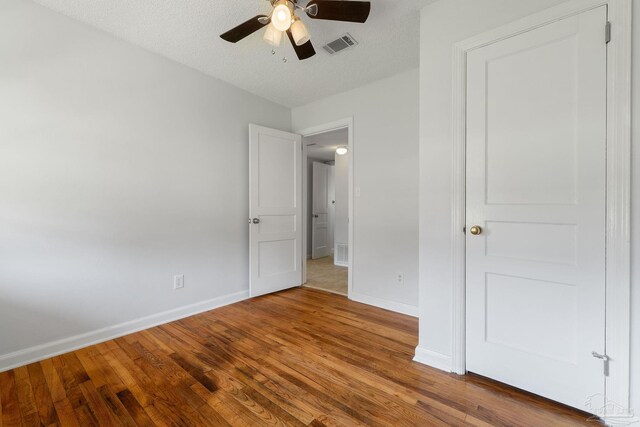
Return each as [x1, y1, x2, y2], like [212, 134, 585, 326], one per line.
[311, 162, 331, 259]
[466, 6, 607, 412]
[328, 165, 335, 255]
[249, 124, 302, 297]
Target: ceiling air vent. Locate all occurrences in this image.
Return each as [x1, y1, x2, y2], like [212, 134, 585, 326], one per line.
[322, 33, 358, 55]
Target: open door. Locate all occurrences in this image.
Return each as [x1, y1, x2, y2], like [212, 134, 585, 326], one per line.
[249, 124, 302, 297]
[311, 162, 332, 259]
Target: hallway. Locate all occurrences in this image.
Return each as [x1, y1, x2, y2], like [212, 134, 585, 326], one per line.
[304, 256, 348, 295]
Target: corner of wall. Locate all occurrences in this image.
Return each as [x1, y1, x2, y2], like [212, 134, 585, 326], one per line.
[413, 346, 453, 372]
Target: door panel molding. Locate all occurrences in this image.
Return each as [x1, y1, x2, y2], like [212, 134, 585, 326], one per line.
[449, 0, 632, 421]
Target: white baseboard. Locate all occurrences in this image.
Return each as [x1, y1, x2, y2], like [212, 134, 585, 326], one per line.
[413, 346, 453, 373]
[349, 292, 418, 317]
[334, 261, 348, 267]
[0, 290, 249, 373]
[603, 414, 639, 426]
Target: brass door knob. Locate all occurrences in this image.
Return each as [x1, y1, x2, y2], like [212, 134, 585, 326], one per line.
[469, 225, 482, 236]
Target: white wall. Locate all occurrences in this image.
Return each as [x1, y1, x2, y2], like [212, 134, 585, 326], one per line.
[293, 69, 420, 316]
[0, 0, 290, 369]
[630, 1, 640, 415]
[334, 152, 349, 261]
[418, 0, 639, 414]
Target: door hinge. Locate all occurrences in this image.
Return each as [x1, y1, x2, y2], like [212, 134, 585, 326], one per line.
[463, 226, 466, 234]
[605, 21, 611, 44]
[592, 351, 610, 376]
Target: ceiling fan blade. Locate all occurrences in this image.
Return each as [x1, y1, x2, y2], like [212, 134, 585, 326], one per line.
[286, 30, 316, 60]
[220, 15, 270, 43]
[306, 1, 371, 23]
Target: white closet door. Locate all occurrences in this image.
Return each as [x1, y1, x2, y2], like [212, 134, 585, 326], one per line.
[465, 6, 607, 412]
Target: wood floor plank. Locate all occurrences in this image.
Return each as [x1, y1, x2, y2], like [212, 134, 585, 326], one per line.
[78, 382, 120, 426]
[50, 355, 89, 411]
[0, 375, 3, 427]
[51, 398, 80, 427]
[95, 385, 138, 426]
[39, 359, 67, 405]
[0, 371, 22, 427]
[25, 363, 60, 426]
[0, 288, 596, 426]
[115, 389, 156, 427]
[13, 367, 39, 427]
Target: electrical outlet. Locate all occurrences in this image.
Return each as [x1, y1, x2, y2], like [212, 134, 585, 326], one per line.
[396, 273, 404, 285]
[174, 274, 185, 290]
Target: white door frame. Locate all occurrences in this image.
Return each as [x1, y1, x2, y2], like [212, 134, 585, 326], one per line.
[299, 118, 354, 296]
[450, 0, 632, 420]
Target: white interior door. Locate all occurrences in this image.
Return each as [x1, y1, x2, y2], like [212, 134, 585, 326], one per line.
[311, 162, 331, 259]
[328, 165, 335, 255]
[249, 124, 302, 297]
[465, 6, 607, 412]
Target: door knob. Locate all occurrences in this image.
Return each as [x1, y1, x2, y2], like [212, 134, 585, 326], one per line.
[469, 225, 482, 236]
[252, 218, 260, 224]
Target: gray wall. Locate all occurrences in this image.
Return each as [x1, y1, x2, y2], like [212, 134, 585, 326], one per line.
[0, 0, 290, 365]
[293, 69, 420, 315]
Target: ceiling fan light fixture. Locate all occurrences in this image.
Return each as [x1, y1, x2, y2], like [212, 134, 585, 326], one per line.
[271, 0, 293, 32]
[220, 0, 372, 61]
[336, 146, 348, 156]
[263, 23, 283, 46]
[290, 18, 310, 46]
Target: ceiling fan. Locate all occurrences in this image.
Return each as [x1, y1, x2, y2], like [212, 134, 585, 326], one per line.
[220, 0, 371, 61]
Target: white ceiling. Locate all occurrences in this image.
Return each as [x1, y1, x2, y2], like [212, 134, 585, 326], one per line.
[305, 127, 348, 161]
[32, 0, 434, 107]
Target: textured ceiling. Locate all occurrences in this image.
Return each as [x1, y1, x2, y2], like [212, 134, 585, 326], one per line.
[32, 0, 434, 107]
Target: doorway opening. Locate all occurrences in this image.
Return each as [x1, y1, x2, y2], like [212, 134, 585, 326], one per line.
[301, 125, 351, 296]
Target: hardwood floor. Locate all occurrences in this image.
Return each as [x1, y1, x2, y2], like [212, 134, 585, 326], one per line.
[0, 288, 595, 426]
